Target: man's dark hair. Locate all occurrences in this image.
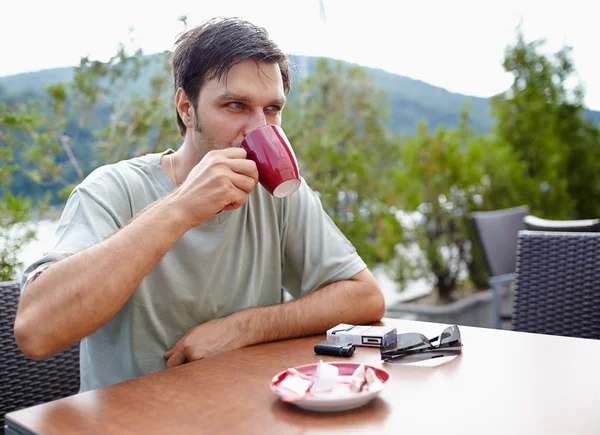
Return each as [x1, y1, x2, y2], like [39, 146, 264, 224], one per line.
[171, 17, 291, 137]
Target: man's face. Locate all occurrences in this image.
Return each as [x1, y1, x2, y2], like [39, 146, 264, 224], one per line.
[190, 59, 286, 158]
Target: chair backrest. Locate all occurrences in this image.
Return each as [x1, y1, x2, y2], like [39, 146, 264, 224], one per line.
[513, 231, 600, 339]
[524, 215, 600, 232]
[469, 205, 529, 278]
[0, 281, 80, 432]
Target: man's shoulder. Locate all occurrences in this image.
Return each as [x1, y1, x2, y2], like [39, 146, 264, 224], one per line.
[79, 153, 162, 192]
[282, 177, 322, 209]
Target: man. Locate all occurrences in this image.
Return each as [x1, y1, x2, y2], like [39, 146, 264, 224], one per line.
[15, 18, 384, 392]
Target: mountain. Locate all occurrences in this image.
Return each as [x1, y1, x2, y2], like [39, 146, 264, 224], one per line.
[0, 66, 75, 95]
[1, 54, 599, 135]
[287, 55, 495, 134]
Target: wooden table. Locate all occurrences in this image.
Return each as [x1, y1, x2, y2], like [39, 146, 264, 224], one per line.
[5, 319, 600, 434]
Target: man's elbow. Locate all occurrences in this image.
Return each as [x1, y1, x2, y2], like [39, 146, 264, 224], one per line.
[14, 312, 57, 360]
[350, 269, 386, 322]
[368, 283, 386, 321]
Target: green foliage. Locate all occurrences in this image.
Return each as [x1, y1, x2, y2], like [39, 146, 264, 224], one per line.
[6, 54, 599, 141]
[391, 27, 600, 299]
[566, 122, 600, 218]
[392, 28, 600, 299]
[491, 27, 600, 219]
[393, 110, 522, 300]
[1, 35, 180, 202]
[285, 59, 403, 266]
[0, 102, 51, 280]
[83, 50, 180, 164]
[0, 192, 38, 281]
[0, 30, 180, 278]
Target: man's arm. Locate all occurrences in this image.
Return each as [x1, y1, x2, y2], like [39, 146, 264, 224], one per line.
[15, 149, 258, 360]
[15, 196, 190, 360]
[164, 268, 384, 367]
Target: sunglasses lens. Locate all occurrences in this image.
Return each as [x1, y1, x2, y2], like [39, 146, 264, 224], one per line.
[439, 326, 461, 347]
[382, 333, 430, 355]
[398, 333, 431, 351]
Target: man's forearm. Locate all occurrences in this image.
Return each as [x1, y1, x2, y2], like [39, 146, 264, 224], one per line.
[235, 270, 385, 347]
[14, 194, 192, 360]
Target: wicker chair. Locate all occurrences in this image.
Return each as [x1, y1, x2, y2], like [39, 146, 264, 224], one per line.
[523, 215, 600, 232]
[1, 281, 80, 433]
[469, 205, 530, 328]
[513, 231, 600, 339]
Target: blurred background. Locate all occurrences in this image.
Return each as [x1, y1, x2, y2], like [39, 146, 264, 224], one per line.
[1, 0, 599, 317]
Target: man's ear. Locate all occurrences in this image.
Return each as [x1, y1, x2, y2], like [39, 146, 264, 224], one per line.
[175, 88, 194, 128]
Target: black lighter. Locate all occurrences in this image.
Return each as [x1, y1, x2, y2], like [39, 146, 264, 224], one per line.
[314, 340, 355, 357]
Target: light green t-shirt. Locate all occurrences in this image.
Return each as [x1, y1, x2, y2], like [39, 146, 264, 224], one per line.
[21, 151, 367, 392]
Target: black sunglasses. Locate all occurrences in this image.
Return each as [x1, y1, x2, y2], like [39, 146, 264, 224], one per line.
[381, 325, 463, 364]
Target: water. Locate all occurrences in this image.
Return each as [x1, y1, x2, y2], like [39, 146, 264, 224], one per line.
[10, 220, 430, 305]
[12, 220, 59, 279]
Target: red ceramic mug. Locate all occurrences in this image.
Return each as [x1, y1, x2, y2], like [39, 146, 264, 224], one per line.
[241, 125, 301, 198]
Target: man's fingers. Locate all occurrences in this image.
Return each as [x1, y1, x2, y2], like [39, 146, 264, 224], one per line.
[214, 147, 248, 159]
[230, 173, 258, 194]
[166, 348, 186, 368]
[164, 332, 188, 359]
[164, 347, 175, 359]
[220, 175, 256, 210]
[228, 159, 259, 182]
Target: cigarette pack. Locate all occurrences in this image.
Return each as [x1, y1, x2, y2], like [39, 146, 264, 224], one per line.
[326, 324, 397, 348]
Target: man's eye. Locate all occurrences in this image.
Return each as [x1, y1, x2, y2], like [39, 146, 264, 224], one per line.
[266, 105, 282, 113]
[227, 102, 245, 110]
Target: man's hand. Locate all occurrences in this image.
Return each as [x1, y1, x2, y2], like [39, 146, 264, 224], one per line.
[172, 148, 259, 228]
[164, 316, 247, 368]
[163, 270, 384, 369]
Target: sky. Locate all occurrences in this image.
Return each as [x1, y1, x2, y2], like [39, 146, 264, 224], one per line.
[1, 0, 599, 109]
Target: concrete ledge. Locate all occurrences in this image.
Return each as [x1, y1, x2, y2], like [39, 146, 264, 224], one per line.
[385, 285, 514, 329]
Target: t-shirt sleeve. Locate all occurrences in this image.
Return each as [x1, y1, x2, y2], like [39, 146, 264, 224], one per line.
[20, 166, 133, 290]
[281, 178, 367, 298]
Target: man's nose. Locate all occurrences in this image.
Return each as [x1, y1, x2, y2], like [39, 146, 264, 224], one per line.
[243, 110, 267, 136]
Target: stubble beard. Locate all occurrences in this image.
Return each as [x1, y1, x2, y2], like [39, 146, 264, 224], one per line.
[191, 112, 213, 161]
[191, 112, 239, 161]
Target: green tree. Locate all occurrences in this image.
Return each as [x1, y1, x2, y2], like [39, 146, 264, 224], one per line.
[491, 27, 600, 219]
[74, 46, 179, 168]
[2, 25, 181, 204]
[0, 107, 43, 280]
[395, 109, 526, 301]
[8, 50, 178, 201]
[0, 26, 182, 279]
[0, 192, 38, 281]
[285, 59, 403, 267]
